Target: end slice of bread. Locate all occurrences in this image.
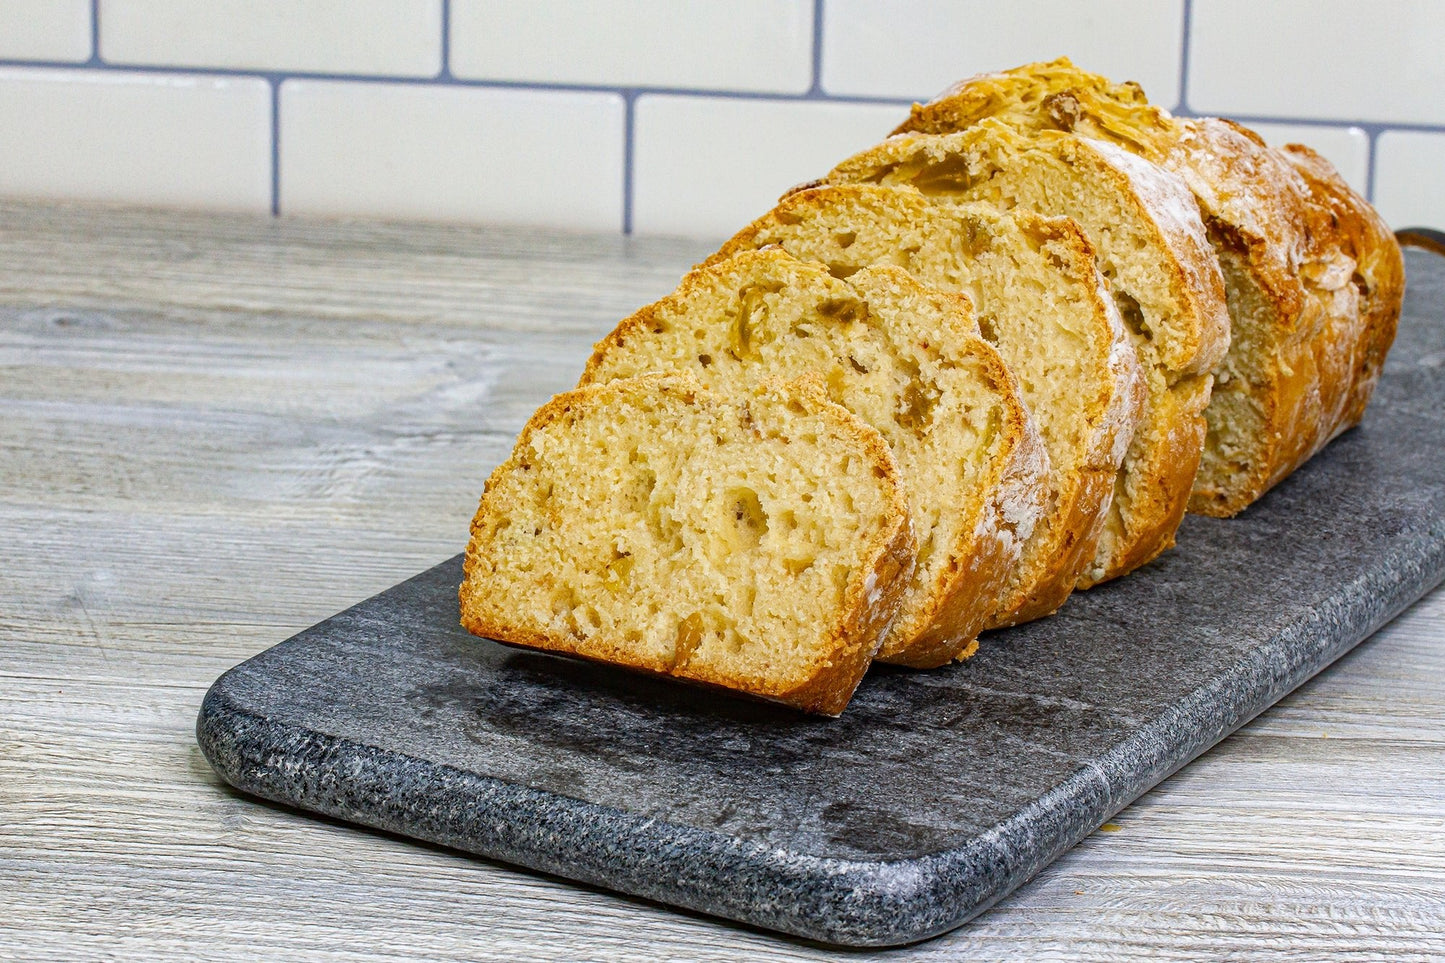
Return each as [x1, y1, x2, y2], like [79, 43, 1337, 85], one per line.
[460, 373, 915, 716]
[708, 186, 1143, 623]
[581, 249, 1048, 666]
[1276, 142, 1405, 448]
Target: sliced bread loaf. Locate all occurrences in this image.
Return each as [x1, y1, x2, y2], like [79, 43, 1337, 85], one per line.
[708, 186, 1144, 622]
[894, 58, 1402, 517]
[580, 249, 1048, 666]
[821, 119, 1230, 585]
[460, 373, 914, 716]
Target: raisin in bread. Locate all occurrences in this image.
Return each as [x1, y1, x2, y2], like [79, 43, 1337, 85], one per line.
[460, 373, 914, 716]
[580, 249, 1048, 666]
[708, 186, 1144, 622]
[895, 58, 1404, 516]
[821, 119, 1230, 584]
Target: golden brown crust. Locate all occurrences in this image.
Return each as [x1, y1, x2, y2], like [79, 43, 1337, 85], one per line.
[1178, 120, 1355, 516]
[460, 373, 913, 716]
[1077, 134, 1233, 375]
[1087, 373, 1210, 580]
[896, 58, 1388, 521]
[1279, 143, 1405, 432]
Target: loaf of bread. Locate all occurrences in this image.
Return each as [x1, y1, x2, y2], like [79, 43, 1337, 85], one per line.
[580, 249, 1048, 667]
[893, 58, 1404, 517]
[461, 58, 1405, 716]
[821, 119, 1230, 584]
[708, 186, 1143, 623]
[459, 373, 914, 715]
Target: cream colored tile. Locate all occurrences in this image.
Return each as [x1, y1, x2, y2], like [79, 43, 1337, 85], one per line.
[632, 95, 905, 238]
[821, 0, 1183, 107]
[1374, 131, 1445, 229]
[0, 67, 270, 211]
[0, 0, 91, 62]
[1189, 0, 1445, 125]
[1245, 123, 1370, 195]
[450, 0, 813, 93]
[279, 81, 624, 230]
[101, 0, 441, 77]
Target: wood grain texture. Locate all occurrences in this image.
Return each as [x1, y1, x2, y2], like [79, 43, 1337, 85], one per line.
[1, 202, 1442, 962]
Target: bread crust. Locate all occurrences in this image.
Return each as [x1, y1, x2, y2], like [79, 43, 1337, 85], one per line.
[460, 374, 914, 716]
[895, 58, 1395, 519]
[1279, 143, 1405, 436]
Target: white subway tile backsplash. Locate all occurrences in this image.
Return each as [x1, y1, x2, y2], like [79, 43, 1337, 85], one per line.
[1189, 1, 1445, 125]
[279, 81, 625, 230]
[0, 3, 1435, 232]
[0, 0, 91, 62]
[101, 0, 442, 77]
[1374, 131, 1445, 229]
[821, 0, 1183, 107]
[1244, 123, 1370, 195]
[0, 67, 270, 211]
[632, 95, 904, 238]
[449, 0, 813, 93]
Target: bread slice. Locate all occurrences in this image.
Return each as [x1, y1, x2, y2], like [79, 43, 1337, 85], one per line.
[894, 58, 1400, 517]
[821, 119, 1230, 585]
[708, 186, 1143, 621]
[460, 373, 914, 716]
[580, 249, 1048, 666]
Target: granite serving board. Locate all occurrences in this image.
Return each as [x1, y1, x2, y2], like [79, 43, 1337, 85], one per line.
[198, 249, 1445, 948]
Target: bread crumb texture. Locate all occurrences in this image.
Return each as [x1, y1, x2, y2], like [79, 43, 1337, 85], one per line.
[460, 374, 913, 715]
[712, 184, 1144, 606]
[583, 250, 1046, 665]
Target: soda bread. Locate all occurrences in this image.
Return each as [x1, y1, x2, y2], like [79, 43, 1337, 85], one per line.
[460, 59, 1405, 715]
[459, 373, 914, 716]
[708, 186, 1144, 620]
[579, 249, 1048, 667]
[894, 58, 1404, 517]
[821, 120, 1230, 584]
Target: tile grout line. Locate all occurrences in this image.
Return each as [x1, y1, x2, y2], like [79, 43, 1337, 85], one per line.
[622, 91, 637, 235]
[1176, 0, 1193, 114]
[270, 77, 281, 217]
[88, 0, 101, 64]
[438, 0, 452, 80]
[1365, 125, 1382, 205]
[809, 0, 825, 96]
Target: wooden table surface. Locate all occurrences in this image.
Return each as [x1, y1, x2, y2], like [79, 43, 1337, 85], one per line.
[3, 202, 1443, 962]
